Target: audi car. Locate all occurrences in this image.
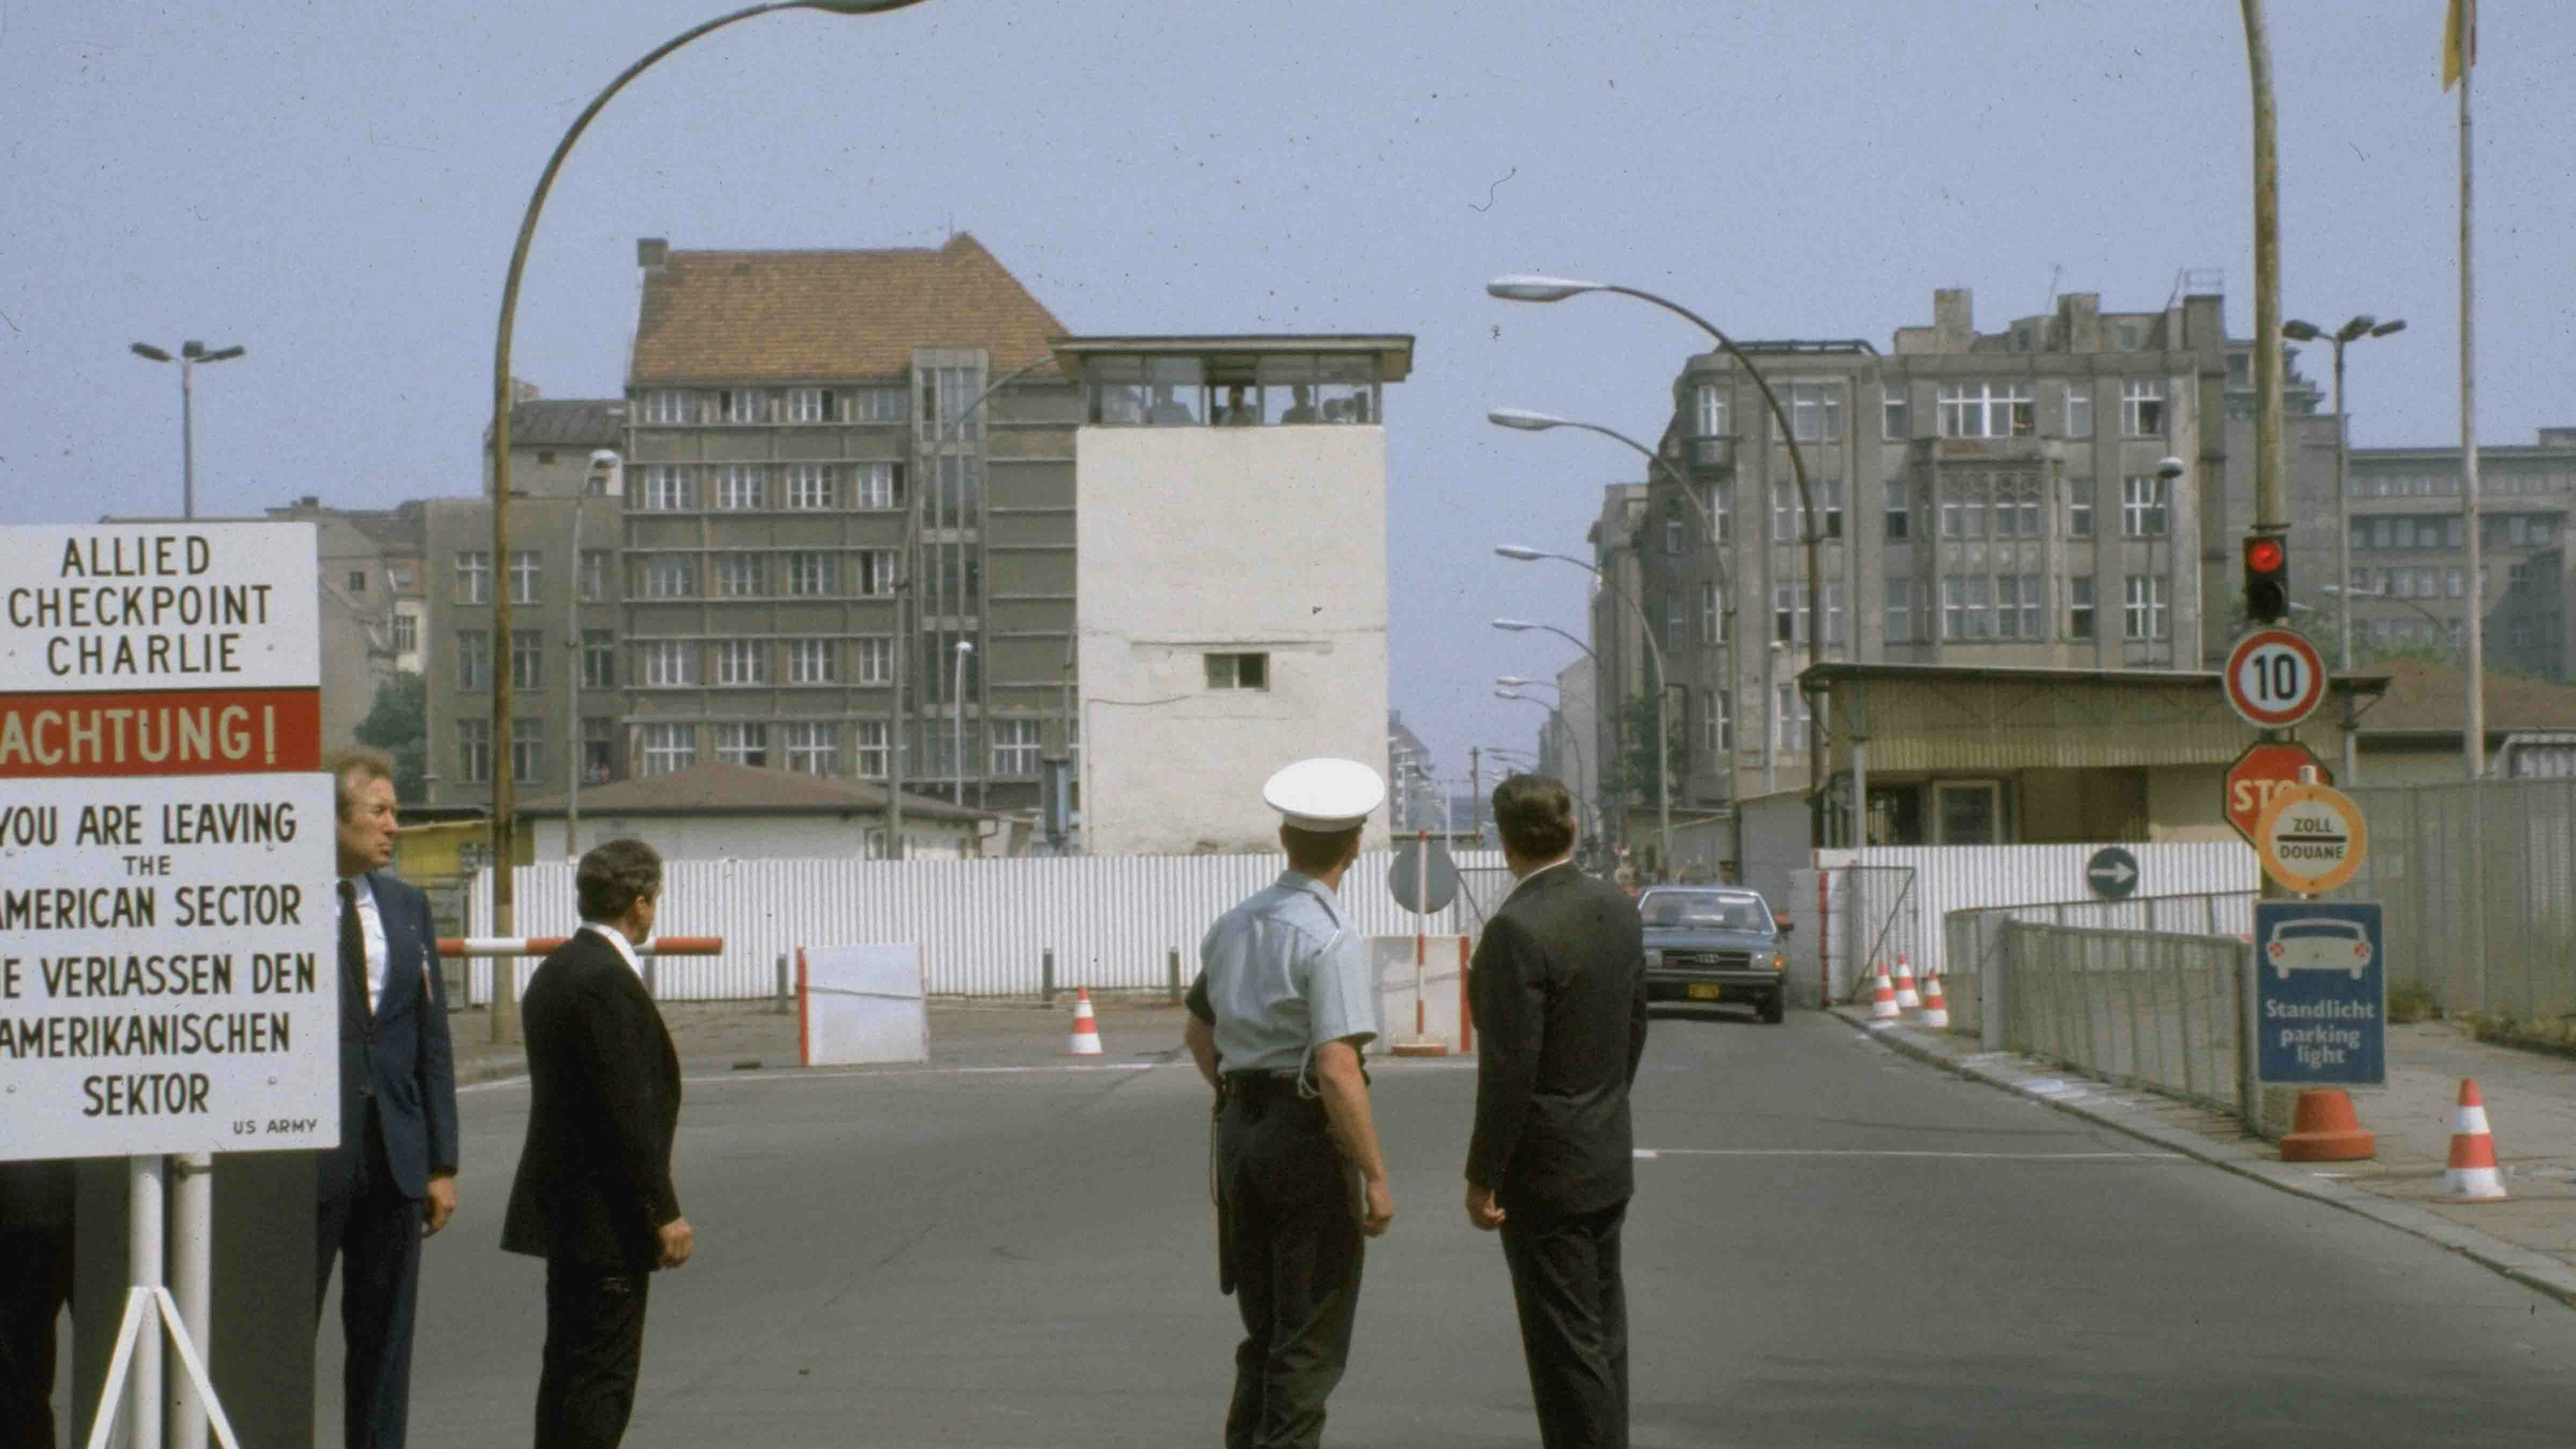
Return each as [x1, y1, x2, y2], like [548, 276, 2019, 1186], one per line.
[1638, 887, 1790, 1023]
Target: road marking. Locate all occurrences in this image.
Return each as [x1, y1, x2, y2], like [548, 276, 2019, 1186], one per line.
[458, 1061, 1168, 1095]
[1634, 1147, 2184, 1162]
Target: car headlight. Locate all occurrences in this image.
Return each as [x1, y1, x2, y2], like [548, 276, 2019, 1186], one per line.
[1644, 948, 1663, 970]
[1770, 952, 1788, 972]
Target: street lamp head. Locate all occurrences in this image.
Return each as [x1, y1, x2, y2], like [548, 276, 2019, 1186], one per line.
[797, 0, 935, 12]
[1494, 689, 1524, 700]
[2281, 319, 2323, 341]
[955, 640, 975, 654]
[2155, 456, 2187, 482]
[199, 346, 246, 363]
[130, 343, 172, 363]
[2336, 315, 2380, 343]
[1487, 274, 1602, 303]
[1495, 544, 1546, 561]
[2370, 318, 2409, 338]
[1492, 618, 1537, 632]
[1487, 407, 1567, 432]
[1496, 675, 1533, 686]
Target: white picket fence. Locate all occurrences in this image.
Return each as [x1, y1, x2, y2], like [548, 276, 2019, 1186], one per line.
[464, 849, 1505, 1002]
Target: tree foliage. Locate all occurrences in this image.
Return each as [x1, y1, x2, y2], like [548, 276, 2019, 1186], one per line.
[353, 671, 427, 803]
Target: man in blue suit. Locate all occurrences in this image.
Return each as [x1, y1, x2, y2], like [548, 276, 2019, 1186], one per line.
[317, 747, 459, 1449]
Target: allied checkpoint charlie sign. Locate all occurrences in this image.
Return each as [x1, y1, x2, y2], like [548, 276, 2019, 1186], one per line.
[0, 523, 338, 1160]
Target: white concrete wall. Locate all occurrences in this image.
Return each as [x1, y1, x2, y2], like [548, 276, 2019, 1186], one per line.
[527, 812, 977, 863]
[1077, 425, 1390, 855]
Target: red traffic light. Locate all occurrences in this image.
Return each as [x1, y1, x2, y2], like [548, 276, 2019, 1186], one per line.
[2245, 537, 2285, 574]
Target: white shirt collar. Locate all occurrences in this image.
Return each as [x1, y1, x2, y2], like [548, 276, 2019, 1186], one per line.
[581, 919, 644, 978]
[1504, 856, 1577, 902]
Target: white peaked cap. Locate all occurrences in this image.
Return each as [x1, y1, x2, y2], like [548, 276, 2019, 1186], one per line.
[1262, 757, 1386, 832]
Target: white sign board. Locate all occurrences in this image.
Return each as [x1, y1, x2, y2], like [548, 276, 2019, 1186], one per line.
[798, 944, 930, 1068]
[0, 522, 334, 1161]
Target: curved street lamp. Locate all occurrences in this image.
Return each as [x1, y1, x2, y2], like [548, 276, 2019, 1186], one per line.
[1490, 274, 1825, 840]
[1495, 689, 1592, 841]
[1492, 616, 1596, 660]
[485, 0, 933, 1042]
[1497, 544, 1670, 876]
[2282, 314, 2407, 674]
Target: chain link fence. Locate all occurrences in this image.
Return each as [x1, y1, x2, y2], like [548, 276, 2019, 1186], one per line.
[1995, 921, 2252, 1126]
[1942, 891, 2254, 1040]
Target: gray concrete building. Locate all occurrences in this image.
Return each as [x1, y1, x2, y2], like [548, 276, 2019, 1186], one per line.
[1638, 286, 2236, 849]
[617, 235, 1078, 829]
[421, 396, 627, 813]
[2336, 427, 2576, 674]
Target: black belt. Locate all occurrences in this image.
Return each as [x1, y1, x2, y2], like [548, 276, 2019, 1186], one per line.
[1221, 1071, 1306, 1100]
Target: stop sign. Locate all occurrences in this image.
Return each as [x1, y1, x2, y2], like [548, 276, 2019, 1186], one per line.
[2225, 741, 2332, 846]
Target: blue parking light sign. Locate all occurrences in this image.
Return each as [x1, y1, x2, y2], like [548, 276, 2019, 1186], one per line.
[2253, 902, 2385, 1086]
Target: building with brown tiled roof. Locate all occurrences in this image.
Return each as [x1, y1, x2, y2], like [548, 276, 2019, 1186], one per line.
[616, 234, 1081, 840]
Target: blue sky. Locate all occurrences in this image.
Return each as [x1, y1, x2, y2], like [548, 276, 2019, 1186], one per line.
[4, 1, 2569, 784]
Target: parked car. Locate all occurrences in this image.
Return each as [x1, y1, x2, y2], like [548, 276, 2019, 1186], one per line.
[2265, 917, 2373, 980]
[1638, 886, 1790, 1023]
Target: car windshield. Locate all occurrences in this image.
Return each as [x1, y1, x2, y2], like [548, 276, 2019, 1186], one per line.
[1638, 890, 1771, 933]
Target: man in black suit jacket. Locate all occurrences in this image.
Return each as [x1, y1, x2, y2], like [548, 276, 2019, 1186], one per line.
[502, 838, 690, 1449]
[1465, 773, 1648, 1449]
[0, 1158, 75, 1449]
[319, 748, 460, 1449]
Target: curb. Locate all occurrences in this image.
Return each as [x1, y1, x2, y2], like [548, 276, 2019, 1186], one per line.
[1829, 1007, 2576, 1311]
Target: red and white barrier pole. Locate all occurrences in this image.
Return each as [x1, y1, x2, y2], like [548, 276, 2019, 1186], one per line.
[435, 936, 724, 957]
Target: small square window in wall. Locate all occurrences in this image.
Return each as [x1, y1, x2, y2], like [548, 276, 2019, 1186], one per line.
[1205, 652, 1269, 690]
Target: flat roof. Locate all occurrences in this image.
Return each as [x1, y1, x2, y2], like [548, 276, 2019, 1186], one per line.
[1049, 334, 1414, 383]
[1802, 661, 2392, 696]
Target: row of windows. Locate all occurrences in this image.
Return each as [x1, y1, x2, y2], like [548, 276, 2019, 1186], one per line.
[1691, 379, 2168, 444]
[451, 715, 1075, 787]
[2347, 514, 2560, 551]
[1654, 572, 2170, 650]
[1666, 474, 2175, 550]
[2356, 471, 2572, 499]
[451, 548, 906, 605]
[638, 387, 908, 427]
[634, 462, 903, 513]
[451, 632, 901, 692]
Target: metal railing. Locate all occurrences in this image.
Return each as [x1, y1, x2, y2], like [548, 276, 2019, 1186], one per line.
[1996, 921, 2252, 1128]
[1943, 891, 2255, 1040]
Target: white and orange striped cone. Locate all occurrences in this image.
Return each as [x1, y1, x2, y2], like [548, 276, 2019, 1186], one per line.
[1066, 986, 1103, 1056]
[1892, 955, 1922, 1011]
[1868, 965, 1901, 1021]
[2438, 1078, 2508, 1202]
[1918, 972, 1950, 1029]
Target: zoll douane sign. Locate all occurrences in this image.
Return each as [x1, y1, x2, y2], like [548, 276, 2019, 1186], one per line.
[2224, 741, 2333, 847]
[0, 523, 338, 1161]
[2253, 779, 2370, 896]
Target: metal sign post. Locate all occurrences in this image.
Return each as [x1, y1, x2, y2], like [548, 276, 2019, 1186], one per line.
[0, 523, 330, 1449]
[1386, 831, 1454, 1055]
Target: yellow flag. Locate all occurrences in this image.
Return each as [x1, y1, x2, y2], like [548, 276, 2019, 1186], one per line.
[2442, 0, 2476, 90]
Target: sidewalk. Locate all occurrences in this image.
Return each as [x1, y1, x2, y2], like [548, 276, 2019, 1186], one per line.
[445, 993, 1196, 1085]
[1833, 1005, 2576, 1308]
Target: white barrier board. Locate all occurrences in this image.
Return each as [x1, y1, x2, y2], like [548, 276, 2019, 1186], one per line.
[798, 944, 928, 1067]
[1365, 934, 1469, 1055]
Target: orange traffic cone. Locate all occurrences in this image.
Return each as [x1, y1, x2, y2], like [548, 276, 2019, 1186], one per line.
[1919, 972, 1950, 1029]
[1892, 955, 1921, 1011]
[1868, 965, 1900, 1021]
[1066, 986, 1103, 1056]
[2438, 1078, 2508, 1202]
[2279, 1088, 2375, 1162]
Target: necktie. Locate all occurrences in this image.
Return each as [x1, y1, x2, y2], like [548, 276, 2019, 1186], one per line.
[339, 879, 370, 1034]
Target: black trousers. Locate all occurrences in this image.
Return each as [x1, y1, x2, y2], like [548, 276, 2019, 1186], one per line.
[1217, 1085, 1365, 1449]
[0, 1221, 74, 1449]
[317, 1102, 425, 1449]
[1498, 1199, 1631, 1449]
[535, 1259, 652, 1449]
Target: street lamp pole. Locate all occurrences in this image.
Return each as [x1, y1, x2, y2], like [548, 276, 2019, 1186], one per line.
[951, 640, 974, 811]
[485, 0, 931, 1043]
[129, 340, 246, 519]
[1497, 546, 1670, 876]
[1495, 687, 1591, 842]
[1489, 276, 1824, 844]
[2283, 316, 2406, 673]
[1494, 618, 1607, 851]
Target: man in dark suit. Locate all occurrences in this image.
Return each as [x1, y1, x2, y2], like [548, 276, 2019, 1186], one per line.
[319, 747, 460, 1449]
[1464, 773, 1648, 1449]
[503, 838, 690, 1449]
[0, 1158, 75, 1449]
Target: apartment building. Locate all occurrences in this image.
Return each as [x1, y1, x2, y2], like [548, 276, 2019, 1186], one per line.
[618, 235, 1079, 826]
[1638, 287, 2234, 817]
[2336, 428, 2576, 671]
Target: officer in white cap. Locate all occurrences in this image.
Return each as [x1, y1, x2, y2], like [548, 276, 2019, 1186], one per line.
[1182, 757, 1392, 1449]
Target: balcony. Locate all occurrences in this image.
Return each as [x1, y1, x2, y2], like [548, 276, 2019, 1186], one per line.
[1689, 436, 1735, 470]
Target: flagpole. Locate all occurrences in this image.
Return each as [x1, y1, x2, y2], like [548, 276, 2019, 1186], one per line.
[2456, 0, 2483, 780]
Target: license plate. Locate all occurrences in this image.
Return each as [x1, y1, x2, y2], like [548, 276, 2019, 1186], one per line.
[1687, 983, 1725, 1001]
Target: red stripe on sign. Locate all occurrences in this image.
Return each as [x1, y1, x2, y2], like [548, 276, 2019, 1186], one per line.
[0, 688, 321, 776]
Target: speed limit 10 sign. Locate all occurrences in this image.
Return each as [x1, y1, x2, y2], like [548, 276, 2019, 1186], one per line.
[2224, 627, 2328, 730]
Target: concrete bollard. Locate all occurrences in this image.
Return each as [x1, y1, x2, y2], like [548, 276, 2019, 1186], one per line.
[774, 953, 792, 1015]
[1167, 947, 1183, 1005]
[1042, 948, 1057, 1006]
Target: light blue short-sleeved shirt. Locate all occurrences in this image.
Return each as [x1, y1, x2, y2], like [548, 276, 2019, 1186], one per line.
[1197, 871, 1379, 1075]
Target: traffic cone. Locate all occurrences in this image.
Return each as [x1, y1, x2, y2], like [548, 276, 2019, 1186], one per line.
[1868, 965, 1900, 1021]
[2279, 1089, 2375, 1162]
[1066, 987, 1103, 1056]
[1892, 955, 1921, 1011]
[1919, 972, 1950, 1029]
[2438, 1078, 2508, 1202]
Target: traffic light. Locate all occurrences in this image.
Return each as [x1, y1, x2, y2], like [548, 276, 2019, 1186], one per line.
[2243, 533, 2289, 623]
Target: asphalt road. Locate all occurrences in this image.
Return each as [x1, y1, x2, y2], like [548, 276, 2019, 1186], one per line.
[365, 1009, 2576, 1447]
